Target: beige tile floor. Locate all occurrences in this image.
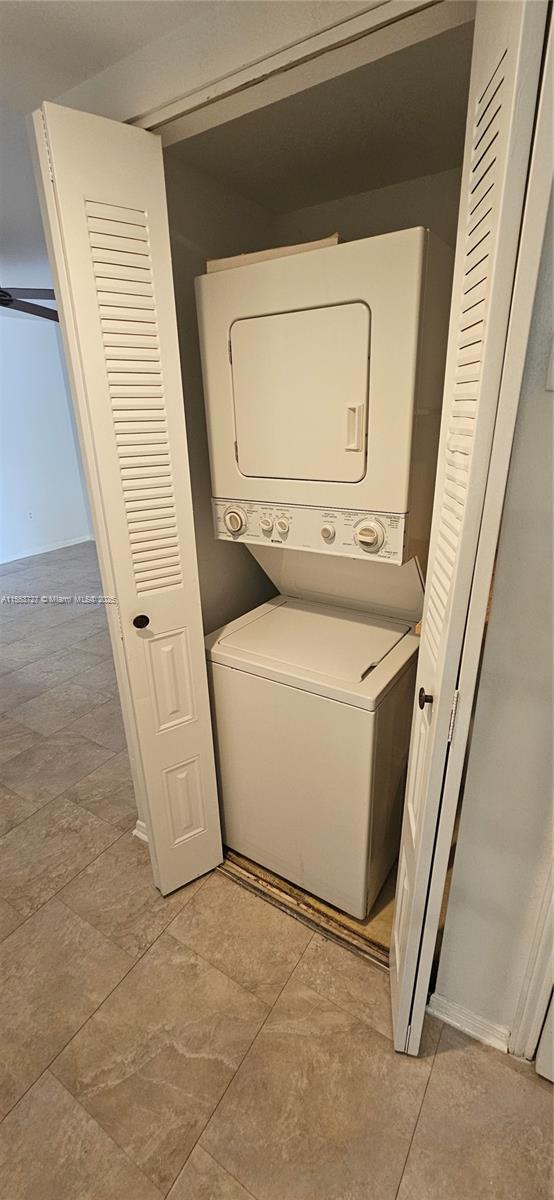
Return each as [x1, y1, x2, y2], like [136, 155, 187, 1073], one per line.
[0, 542, 551, 1199]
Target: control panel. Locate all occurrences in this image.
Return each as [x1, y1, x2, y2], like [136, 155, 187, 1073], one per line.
[213, 499, 407, 564]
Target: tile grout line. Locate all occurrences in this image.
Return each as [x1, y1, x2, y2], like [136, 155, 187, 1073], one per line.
[2, 602, 218, 1186]
[270, 932, 406, 1054]
[56, 857, 213, 958]
[0, 943, 137, 1128]
[0, 807, 127, 944]
[8, 689, 120, 747]
[58, 692, 125, 745]
[0, 608, 109, 661]
[0, 859, 216, 1129]
[0, 738, 119, 814]
[286, 966, 396, 1048]
[162, 927, 318, 1196]
[196, 1147, 261, 1200]
[0, 643, 112, 703]
[44, 1071, 166, 1200]
[164, 876, 315, 1009]
[393, 1021, 445, 1200]
[1, 875, 260, 1193]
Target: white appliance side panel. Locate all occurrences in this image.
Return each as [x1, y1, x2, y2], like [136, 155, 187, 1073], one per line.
[210, 661, 375, 918]
[231, 303, 370, 483]
[248, 546, 425, 622]
[368, 657, 417, 910]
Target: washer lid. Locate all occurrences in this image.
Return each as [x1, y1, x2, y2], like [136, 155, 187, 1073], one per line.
[219, 599, 409, 683]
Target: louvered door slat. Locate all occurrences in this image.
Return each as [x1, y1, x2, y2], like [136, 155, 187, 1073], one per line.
[33, 102, 222, 896]
[88, 200, 182, 597]
[86, 198, 185, 596]
[91, 233, 149, 256]
[422, 52, 506, 667]
[93, 247, 153, 270]
[94, 262, 152, 283]
[102, 321, 158, 336]
[98, 280, 155, 297]
[86, 201, 145, 223]
[390, 1, 546, 1055]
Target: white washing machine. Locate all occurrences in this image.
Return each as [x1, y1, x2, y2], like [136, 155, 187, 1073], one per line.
[206, 589, 420, 919]
[196, 230, 451, 918]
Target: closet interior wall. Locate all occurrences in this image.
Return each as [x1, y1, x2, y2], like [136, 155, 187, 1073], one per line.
[163, 157, 277, 634]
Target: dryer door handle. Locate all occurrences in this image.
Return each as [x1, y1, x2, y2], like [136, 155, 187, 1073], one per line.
[345, 404, 364, 452]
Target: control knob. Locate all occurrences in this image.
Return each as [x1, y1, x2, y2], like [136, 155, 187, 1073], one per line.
[276, 517, 290, 537]
[355, 520, 385, 553]
[260, 517, 274, 536]
[224, 506, 247, 536]
[321, 524, 335, 543]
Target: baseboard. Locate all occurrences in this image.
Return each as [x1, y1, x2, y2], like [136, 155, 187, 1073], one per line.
[133, 819, 149, 844]
[1, 534, 94, 565]
[428, 993, 510, 1053]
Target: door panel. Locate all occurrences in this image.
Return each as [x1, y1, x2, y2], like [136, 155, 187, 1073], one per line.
[390, 1, 547, 1053]
[31, 102, 222, 893]
[231, 303, 370, 483]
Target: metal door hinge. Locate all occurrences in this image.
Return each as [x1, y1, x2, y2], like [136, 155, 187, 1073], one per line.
[40, 109, 54, 183]
[447, 689, 460, 743]
[115, 602, 124, 641]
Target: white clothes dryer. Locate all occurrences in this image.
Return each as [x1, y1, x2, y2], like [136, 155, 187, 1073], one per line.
[196, 227, 452, 569]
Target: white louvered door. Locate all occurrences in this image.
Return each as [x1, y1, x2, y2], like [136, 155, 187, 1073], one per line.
[31, 102, 222, 893]
[390, 1, 547, 1053]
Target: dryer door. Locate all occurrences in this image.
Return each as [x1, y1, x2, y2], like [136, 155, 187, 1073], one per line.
[231, 302, 370, 482]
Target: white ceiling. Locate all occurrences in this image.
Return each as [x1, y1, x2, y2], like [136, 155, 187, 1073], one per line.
[0, 0, 210, 113]
[169, 21, 474, 213]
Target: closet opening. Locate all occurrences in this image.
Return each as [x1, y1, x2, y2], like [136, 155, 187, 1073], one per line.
[161, 12, 475, 966]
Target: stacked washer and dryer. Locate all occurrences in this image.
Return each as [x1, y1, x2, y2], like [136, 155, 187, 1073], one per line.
[196, 228, 452, 920]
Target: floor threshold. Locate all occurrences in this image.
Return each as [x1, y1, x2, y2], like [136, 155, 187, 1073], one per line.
[218, 848, 395, 969]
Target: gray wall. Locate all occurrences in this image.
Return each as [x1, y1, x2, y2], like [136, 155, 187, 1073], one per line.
[434, 201, 553, 1037]
[163, 154, 277, 633]
[274, 169, 462, 250]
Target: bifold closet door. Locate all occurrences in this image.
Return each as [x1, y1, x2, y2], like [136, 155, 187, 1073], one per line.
[390, 1, 548, 1053]
[31, 102, 222, 893]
